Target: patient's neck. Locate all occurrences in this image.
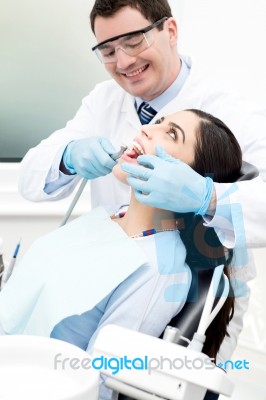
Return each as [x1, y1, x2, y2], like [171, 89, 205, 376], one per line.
[114, 192, 177, 237]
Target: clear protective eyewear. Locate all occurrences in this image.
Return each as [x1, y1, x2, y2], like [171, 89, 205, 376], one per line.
[92, 17, 168, 64]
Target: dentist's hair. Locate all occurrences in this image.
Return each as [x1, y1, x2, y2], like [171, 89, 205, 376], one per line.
[177, 109, 242, 360]
[90, 0, 173, 33]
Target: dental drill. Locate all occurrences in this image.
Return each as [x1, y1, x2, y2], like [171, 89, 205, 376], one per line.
[109, 144, 128, 161]
[60, 144, 128, 227]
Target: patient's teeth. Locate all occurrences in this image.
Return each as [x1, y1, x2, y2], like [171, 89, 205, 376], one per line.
[132, 141, 144, 155]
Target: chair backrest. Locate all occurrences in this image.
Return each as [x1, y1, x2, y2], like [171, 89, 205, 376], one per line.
[167, 268, 217, 342]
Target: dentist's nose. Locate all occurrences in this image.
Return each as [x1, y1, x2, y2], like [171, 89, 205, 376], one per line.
[116, 48, 137, 69]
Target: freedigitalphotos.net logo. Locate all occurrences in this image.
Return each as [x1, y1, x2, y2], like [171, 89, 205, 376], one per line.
[54, 354, 250, 375]
[217, 359, 250, 371]
[54, 354, 242, 375]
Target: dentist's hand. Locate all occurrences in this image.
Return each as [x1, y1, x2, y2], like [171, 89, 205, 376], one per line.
[62, 137, 116, 180]
[121, 146, 214, 216]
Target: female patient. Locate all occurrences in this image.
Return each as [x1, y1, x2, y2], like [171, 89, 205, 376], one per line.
[0, 109, 242, 363]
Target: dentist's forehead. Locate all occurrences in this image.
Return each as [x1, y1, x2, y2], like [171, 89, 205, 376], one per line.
[94, 8, 150, 43]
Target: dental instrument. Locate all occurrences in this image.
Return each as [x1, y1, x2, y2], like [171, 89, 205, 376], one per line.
[60, 144, 128, 227]
[109, 144, 128, 161]
[1, 240, 21, 287]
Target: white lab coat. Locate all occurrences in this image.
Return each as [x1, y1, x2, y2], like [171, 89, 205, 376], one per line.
[18, 55, 265, 363]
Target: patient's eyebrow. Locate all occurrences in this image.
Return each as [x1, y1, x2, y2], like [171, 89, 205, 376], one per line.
[155, 116, 165, 124]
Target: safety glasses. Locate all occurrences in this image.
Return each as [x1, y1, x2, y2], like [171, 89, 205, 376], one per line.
[92, 17, 168, 64]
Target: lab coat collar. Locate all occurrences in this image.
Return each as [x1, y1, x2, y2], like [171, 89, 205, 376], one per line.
[122, 93, 141, 128]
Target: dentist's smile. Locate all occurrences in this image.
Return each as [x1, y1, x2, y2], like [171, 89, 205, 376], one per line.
[119, 64, 149, 79]
[125, 64, 149, 77]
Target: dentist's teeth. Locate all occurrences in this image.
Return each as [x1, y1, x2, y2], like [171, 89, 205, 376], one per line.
[132, 141, 144, 155]
[126, 66, 146, 77]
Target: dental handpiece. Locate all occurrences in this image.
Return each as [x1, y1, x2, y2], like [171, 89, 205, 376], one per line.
[60, 144, 128, 227]
[110, 144, 128, 160]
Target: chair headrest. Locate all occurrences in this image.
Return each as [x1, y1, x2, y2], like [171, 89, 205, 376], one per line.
[238, 161, 259, 181]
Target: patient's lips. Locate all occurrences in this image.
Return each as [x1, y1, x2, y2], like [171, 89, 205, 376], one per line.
[121, 139, 145, 163]
[126, 140, 145, 158]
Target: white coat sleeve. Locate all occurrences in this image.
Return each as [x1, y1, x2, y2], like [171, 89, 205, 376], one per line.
[206, 177, 266, 248]
[229, 177, 266, 247]
[18, 93, 97, 202]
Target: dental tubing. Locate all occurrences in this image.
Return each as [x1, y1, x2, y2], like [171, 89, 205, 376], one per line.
[60, 144, 128, 227]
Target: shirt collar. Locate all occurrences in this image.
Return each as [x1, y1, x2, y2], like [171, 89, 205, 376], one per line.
[135, 57, 190, 112]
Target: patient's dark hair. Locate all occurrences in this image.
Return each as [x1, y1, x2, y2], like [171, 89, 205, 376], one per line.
[177, 109, 242, 360]
[90, 0, 173, 33]
[190, 109, 242, 183]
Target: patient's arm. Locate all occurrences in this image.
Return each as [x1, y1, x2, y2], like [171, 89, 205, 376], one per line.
[50, 293, 110, 350]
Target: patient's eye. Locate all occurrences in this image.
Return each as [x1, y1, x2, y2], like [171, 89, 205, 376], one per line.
[167, 126, 178, 141]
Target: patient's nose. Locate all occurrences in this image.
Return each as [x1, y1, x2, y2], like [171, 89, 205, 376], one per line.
[141, 126, 154, 140]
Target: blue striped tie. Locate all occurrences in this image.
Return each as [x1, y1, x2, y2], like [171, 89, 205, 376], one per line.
[138, 102, 157, 124]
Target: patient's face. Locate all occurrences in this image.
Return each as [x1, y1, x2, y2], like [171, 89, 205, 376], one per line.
[113, 110, 198, 184]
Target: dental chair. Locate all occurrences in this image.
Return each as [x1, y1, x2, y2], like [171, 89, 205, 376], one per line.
[115, 161, 259, 400]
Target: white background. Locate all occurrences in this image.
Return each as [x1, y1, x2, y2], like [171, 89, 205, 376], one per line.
[172, 0, 266, 106]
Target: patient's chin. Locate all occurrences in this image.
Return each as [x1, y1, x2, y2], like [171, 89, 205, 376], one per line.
[112, 163, 128, 185]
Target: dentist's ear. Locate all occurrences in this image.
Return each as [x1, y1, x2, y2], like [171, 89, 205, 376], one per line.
[165, 17, 178, 44]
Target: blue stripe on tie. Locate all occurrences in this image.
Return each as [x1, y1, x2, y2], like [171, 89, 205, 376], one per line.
[138, 102, 157, 124]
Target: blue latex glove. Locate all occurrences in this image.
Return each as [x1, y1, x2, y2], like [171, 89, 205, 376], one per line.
[121, 146, 214, 216]
[63, 137, 116, 179]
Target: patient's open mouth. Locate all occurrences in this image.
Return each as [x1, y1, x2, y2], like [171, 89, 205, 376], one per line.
[125, 140, 145, 159]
